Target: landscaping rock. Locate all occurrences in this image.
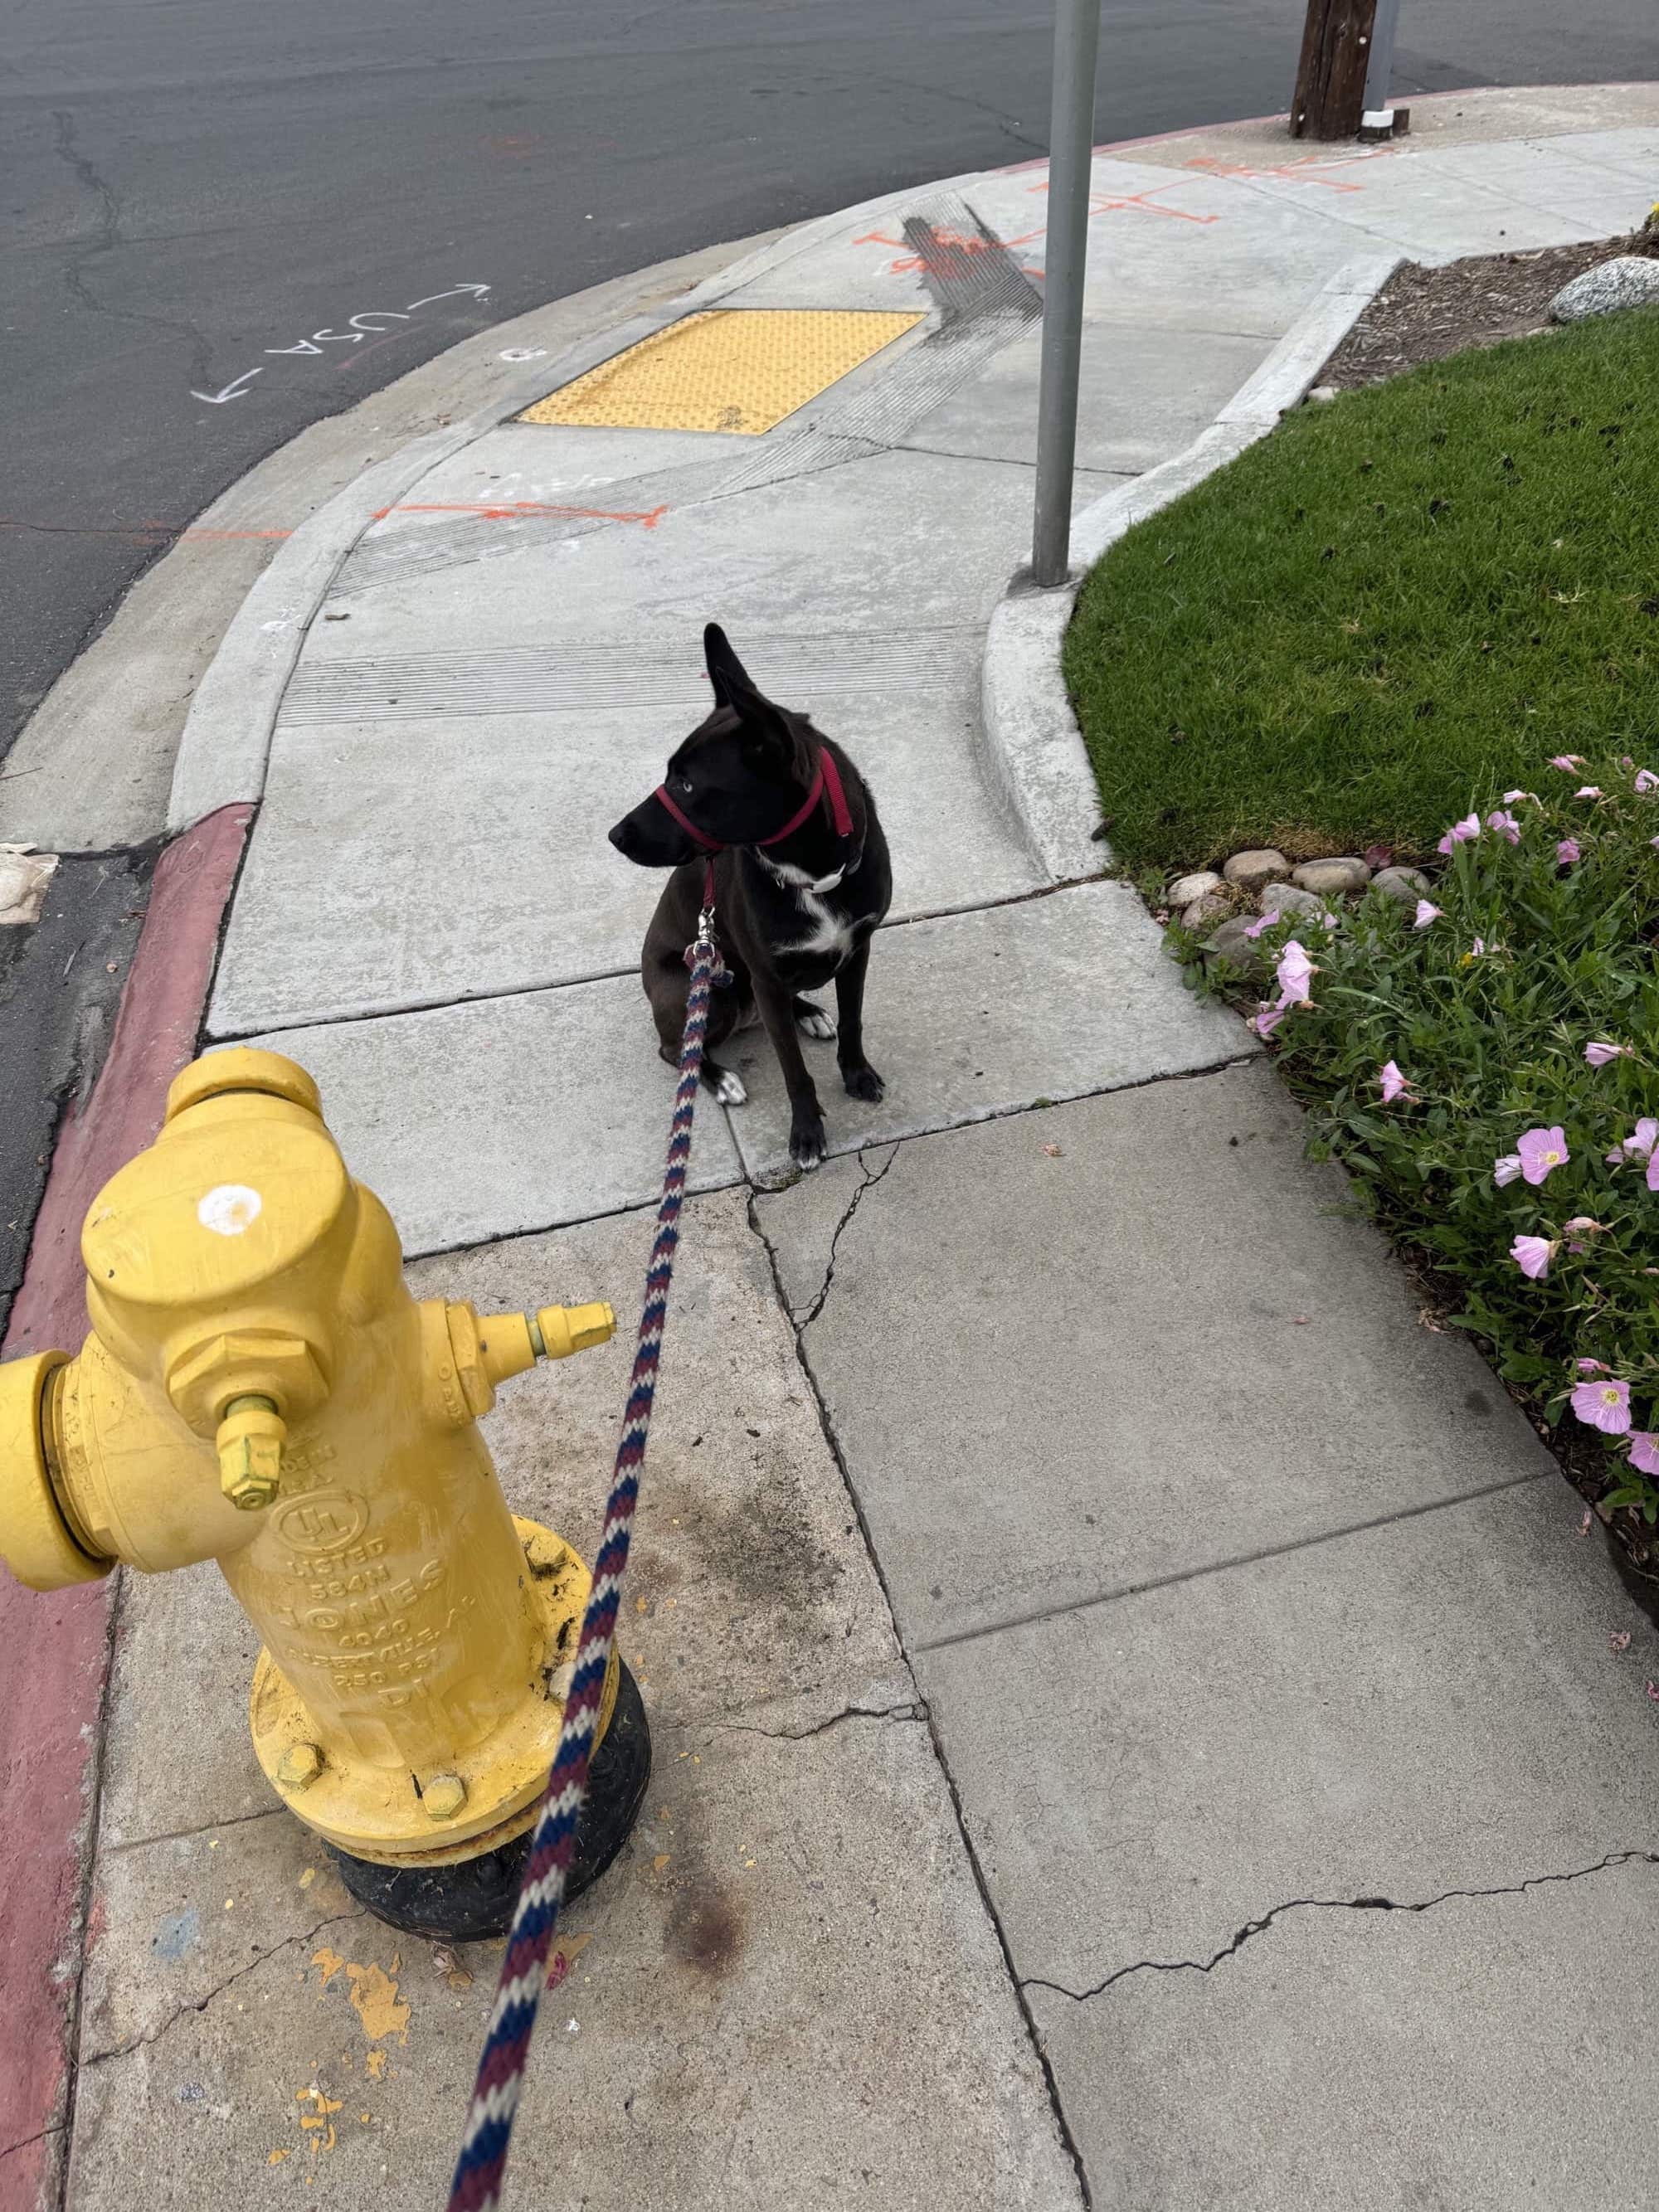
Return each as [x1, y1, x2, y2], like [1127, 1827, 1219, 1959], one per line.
[1258, 882, 1327, 921]
[1370, 865, 1433, 905]
[1182, 891, 1233, 930]
[1223, 849, 1290, 892]
[1169, 870, 1224, 908]
[1292, 857, 1370, 897]
[1550, 255, 1659, 324]
[1203, 917, 1261, 968]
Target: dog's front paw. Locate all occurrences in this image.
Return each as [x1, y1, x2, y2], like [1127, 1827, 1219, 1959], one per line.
[789, 1111, 826, 1172]
[842, 1062, 885, 1103]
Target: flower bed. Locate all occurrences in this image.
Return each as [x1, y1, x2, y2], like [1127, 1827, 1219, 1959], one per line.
[1188, 756, 1659, 1556]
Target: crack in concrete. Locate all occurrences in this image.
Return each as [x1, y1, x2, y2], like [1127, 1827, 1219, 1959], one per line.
[80, 1907, 369, 2068]
[699, 1699, 924, 1743]
[1023, 1849, 1659, 2003]
[51, 109, 216, 391]
[1, 2124, 61, 2166]
[104, 1801, 288, 1855]
[791, 1144, 901, 1330]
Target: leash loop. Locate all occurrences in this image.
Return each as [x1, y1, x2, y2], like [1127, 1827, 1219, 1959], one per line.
[446, 916, 718, 2212]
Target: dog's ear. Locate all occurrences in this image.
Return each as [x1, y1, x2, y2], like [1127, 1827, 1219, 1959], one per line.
[703, 623, 795, 769]
[703, 622, 760, 709]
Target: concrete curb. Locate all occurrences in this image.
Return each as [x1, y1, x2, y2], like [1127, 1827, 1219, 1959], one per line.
[976, 252, 1401, 884]
[163, 170, 1012, 835]
[0, 801, 253, 2205]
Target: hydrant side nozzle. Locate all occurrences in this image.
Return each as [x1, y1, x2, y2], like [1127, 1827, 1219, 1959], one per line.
[469, 1303, 617, 1393]
[533, 1302, 616, 1362]
[216, 1394, 285, 1512]
[0, 1352, 112, 1591]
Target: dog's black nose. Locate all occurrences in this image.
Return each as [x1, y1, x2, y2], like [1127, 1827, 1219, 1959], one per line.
[607, 821, 630, 855]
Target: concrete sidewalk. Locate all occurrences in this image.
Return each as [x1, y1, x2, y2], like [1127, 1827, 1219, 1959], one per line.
[12, 80, 1659, 2212]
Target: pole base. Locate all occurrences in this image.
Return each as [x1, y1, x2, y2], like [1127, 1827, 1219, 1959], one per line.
[324, 1660, 652, 1941]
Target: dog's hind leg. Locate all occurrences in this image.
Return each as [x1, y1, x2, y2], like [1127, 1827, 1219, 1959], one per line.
[792, 994, 837, 1041]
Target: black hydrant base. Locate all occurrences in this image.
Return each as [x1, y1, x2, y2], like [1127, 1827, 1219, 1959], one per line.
[325, 1661, 653, 1942]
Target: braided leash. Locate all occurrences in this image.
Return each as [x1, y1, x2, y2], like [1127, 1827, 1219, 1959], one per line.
[447, 887, 718, 2212]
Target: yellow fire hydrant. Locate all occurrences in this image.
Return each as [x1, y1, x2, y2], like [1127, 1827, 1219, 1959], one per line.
[0, 1048, 649, 1936]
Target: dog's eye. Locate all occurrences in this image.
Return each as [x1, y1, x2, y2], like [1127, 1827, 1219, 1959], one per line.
[677, 775, 694, 796]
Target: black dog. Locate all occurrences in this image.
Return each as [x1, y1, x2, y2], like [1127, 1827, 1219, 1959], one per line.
[608, 624, 893, 1169]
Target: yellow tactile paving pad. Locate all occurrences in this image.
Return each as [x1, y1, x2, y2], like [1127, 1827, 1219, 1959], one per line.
[518, 309, 925, 435]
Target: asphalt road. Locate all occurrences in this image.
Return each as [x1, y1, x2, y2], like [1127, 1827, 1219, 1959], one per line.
[4, 0, 1657, 761]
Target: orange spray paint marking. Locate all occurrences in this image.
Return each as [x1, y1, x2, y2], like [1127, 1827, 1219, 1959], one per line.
[1026, 179, 1219, 226]
[1181, 149, 1395, 193]
[374, 500, 668, 528]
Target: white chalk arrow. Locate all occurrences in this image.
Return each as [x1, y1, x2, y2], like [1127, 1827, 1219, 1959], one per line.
[190, 367, 265, 406]
[403, 283, 491, 312]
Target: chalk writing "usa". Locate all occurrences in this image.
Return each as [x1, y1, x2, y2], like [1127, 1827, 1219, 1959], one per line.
[190, 284, 491, 406]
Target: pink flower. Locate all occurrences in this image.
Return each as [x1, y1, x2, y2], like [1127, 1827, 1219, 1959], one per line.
[1556, 838, 1581, 866]
[1584, 1040, 1629, 1067]
[1248, 1002, 1287, 1039]
[1241, 912, 1273, 939]
[1502, 789, 1540, 807]
[1486, 809, 1522, 844]
[1647, 1152, 1659, 1194]
[1275, 940, 1316, 1005]
[1578, 1358, 1611, 1373]
[1493, 1153, 1524, 1187]
[1631, 1434, 1659, 1476]
[1437, 812, 1481, 854]
[1571, 1375, 1632, 1434]
[1379, 1060, 1411, 1103]
[1516, 1125, 1569, 1184]
[1613, 1118, 1659, 1165]
[1637, 770, 1659, 795]
[1412, 898, 1443, 929]
[1511, 1234, 1557, 1280]
[1574, 785, 1603, 800]
[1548, 755, 1585, 771]
[1564, 1216, 1605, 1253]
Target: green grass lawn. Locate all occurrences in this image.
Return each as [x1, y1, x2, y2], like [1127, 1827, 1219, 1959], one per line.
[1063, 308, 1659, 877]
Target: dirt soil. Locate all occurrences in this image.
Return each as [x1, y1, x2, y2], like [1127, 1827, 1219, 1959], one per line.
[1320, 230, 1657, 386]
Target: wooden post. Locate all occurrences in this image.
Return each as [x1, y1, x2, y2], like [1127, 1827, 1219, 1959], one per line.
[1290, 0, 1380, 140]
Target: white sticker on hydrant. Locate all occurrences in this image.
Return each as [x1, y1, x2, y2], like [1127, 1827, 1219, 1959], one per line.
[197, 1184, 263, 1237]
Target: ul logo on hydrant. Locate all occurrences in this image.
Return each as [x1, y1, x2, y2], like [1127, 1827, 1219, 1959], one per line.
[0, 1049, 650, 1938]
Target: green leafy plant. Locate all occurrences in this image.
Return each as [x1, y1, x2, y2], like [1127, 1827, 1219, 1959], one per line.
[1200, 757, 1659, 1522]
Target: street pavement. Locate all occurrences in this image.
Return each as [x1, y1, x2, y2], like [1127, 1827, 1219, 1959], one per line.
[8, 80, 1659, 2212]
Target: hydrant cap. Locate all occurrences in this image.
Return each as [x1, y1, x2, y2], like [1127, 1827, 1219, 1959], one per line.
[83, 1109, 349, 1309]
[166, 1048, 323, 1125]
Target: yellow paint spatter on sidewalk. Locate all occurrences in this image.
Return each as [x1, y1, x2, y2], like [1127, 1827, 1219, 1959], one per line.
[518, 309, 923, 435]
[345, 1961, 411, 2044]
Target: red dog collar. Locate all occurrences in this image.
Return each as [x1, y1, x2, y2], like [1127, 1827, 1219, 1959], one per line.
[653, 746, 854, 859]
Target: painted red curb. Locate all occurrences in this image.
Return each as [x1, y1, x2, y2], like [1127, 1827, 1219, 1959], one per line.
[0, 801, 252, 2206]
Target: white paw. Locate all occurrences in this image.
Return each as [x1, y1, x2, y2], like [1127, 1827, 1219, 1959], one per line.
[795, 1004, 838, 1040]
[711, 1068, 748, 1106]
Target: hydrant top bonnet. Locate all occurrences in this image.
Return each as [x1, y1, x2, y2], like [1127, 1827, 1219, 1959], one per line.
[83, 1050, 349, 1312]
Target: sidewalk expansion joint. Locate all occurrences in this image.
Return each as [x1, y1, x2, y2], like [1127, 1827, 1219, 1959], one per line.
[80, 1907, 370, 2070]
[913, 1468, 1551, 1658]
[742, 1192, 1095, 2208]
[1023, 1849, 1659, 2005]
[791, 1144, 902, 1332]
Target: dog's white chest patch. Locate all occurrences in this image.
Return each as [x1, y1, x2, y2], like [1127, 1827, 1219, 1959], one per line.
[784, 883, 856, 964]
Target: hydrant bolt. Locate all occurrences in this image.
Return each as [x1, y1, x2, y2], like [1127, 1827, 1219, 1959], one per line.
[278, 1742, 324, 1791]
[423, 1772, 468, 1821]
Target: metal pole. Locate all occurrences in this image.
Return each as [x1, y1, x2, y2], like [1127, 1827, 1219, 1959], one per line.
[1031, 0, 1102, 587]
[1361, 0, 1401, 115]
